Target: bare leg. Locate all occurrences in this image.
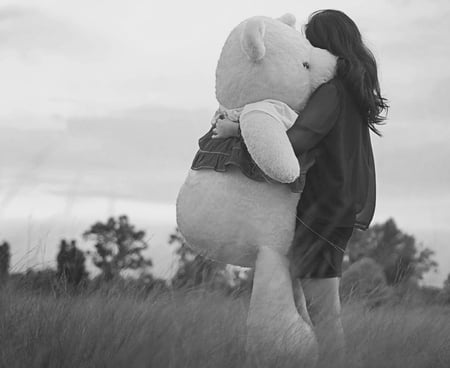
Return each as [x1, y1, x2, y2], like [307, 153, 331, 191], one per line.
[246, 246, 318, 367]
[292, 277, 313, 326]
[299, 278, 346, 366]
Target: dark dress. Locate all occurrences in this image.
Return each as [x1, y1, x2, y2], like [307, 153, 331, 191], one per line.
[191, 77, 376, 279]
[287, 77, 376, 278]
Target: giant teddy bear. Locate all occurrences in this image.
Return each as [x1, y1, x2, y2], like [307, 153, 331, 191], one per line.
[176, 14, 336, 365]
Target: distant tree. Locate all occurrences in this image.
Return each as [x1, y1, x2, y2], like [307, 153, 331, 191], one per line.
[347, 218, 437, 285]
[169, 228, 231, 290]
[56, 239, 87, 286]
[340, 257, 391, 306]
[438, 274, 450, 304]
[13, 269, 60, 294]
[413, 285, 442, 305]
[444, 274, 450, 290]
[83, 215, 152, 281]
[0, 241, 10, 282]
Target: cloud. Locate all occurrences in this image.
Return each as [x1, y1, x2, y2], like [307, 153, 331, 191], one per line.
[0, 106, 211, 206]
[0, 4, 30, 20]
[0, 5, 106, 59]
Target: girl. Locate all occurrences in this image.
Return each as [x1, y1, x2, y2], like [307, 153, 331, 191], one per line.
[213, 9, 388, 363]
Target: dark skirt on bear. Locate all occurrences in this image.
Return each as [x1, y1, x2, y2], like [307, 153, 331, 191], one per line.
[191, 127, 305, 193]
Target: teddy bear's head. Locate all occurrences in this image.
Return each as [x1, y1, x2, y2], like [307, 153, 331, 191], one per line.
[216, 14, 337, 111]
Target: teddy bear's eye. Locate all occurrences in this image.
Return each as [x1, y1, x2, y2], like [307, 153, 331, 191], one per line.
[302, 61, 310, 70]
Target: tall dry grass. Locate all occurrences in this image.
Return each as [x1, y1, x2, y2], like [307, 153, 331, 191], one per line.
[0, 283, 449, 368]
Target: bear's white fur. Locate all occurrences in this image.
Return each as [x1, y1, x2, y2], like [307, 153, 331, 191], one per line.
[176, 14, 336, 365]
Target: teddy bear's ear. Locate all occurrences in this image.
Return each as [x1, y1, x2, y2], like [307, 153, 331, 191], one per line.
[278, 13, 296, 28]
[241, 18, 266, 61]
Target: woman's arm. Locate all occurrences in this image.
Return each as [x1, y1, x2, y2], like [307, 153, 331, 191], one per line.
[211, 82, 340, 146]
[287, 82, 341, 155]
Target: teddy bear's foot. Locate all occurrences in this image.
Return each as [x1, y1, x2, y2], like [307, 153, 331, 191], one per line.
[245, 246, 318, 367]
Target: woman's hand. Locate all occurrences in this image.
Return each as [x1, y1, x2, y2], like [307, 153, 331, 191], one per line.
[212, 117, 240, 139]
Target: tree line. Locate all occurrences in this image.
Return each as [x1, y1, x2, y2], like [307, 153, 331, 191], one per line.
[1, 216, 450, 305]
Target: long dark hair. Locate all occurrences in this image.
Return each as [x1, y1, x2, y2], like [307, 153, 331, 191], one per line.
[305, 9, 388, 135]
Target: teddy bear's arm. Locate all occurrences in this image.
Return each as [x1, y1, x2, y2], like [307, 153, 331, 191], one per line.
[240, 111, 300, 183]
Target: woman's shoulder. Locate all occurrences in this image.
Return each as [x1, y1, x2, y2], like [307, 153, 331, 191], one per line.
[320, 78, 357, 109]
[309, 78, 342, 105]
[324, 77, 345, 92]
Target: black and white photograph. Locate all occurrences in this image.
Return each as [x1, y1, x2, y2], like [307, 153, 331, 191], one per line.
[0, 0, 449, 367]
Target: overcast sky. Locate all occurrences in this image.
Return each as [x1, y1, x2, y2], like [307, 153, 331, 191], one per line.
[0, 0, 449, 284]
[1, 0, 449, 119]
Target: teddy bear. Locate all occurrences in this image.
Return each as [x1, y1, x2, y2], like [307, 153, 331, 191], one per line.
[176, 14, 336, 365]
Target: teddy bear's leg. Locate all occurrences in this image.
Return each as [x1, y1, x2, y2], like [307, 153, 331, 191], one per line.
[246, 245, 318, 367]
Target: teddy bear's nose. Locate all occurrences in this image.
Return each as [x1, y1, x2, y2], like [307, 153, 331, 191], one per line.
[302, 61, 310, 69]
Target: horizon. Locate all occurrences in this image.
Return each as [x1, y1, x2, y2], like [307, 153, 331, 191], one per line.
[1, 0, 450, 286]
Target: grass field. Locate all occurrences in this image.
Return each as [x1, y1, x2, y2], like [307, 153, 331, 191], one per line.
[0, 284, 449, 368]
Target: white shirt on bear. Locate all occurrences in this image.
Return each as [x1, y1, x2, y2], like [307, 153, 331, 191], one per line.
[211, 100, 298, 131]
